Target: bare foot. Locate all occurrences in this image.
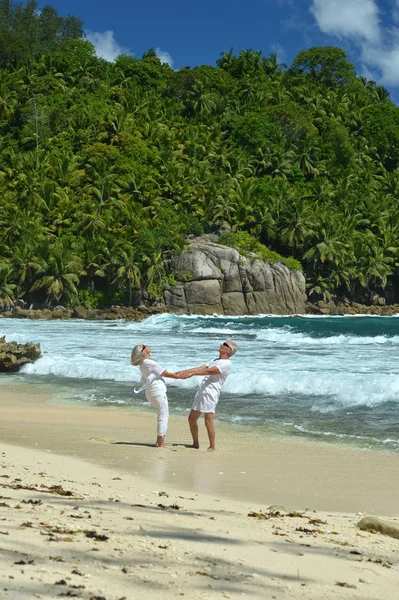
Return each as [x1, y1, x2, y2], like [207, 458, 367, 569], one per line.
[207, 446, 215, 451]
[155, 436, 166, 448]
[189, 444, 200, 449]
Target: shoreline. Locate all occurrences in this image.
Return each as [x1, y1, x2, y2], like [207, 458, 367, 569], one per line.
[1, 386, 399, 599]
[1, 298, 399, 321]
[1, 384, 399, 517]
[3, 374, 398, 457]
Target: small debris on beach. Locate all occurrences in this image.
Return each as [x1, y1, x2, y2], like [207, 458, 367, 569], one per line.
[335, 581, 357, 588]
[295, 527, 324, 535]
[85, 531, 109, 542]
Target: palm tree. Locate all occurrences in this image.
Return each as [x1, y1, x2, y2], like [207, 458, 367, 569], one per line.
[113, 244, 141, 306]
[216, 49, 235, 71]
[0, 197, 25, 246]
[264, 52, 284, 76]
[265, 82, 291, 105]
[141, 250, 166, 301]
[293, 142, 322, 179]
[0, 76, 17, 120]
[79, 241, 109, 294]
[0, 263, 16, 308]
[83, 158, 121, 217]
[280, 197, 316, 253]
[301, 177, 334, 208]
[187, 83, 217, 116]
[30, 239, 82, 306]
[11, 240, 44, 300]
[255, 147, 296, 179]
[210, 192, 238, 226]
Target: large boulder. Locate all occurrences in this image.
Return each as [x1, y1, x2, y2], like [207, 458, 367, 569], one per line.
[357, 516, 399, 540]
[29, 309, 53, 320]
[163, 238, 306, 316]
[0, 336, 41, 372]
[51, 306, 72, 319]
[72, 306, 88, 319]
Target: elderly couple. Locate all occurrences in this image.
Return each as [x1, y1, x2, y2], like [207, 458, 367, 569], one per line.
[131, 340, 237, 450]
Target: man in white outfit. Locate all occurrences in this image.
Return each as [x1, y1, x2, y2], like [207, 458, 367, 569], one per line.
[178, 340, 237, 450]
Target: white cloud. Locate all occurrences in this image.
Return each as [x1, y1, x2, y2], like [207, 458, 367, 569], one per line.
[270, 42, 287, 65]
[85, 30, 129, 62]
[362, 33, 399, 86]
[310, 0, 399, 87]
[155, 47, 173, 68]
[310, 0, 380, 43]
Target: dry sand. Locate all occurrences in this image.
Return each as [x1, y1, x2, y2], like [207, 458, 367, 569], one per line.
[0, 384, 398, 599]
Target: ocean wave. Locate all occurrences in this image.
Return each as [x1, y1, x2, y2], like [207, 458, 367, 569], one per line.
[222, 370, 399, 408]
[123, 314, 399, 346]
[125, 313, 264, 335]
[20, 349, 399, 410]
[4, 313, 399, 421]
[22, 354, 136, 382]
[255, 329, 399, 345]
[291, 425, 399, 449]
[230, 415, 261, 422]
[21, 353, 200, 391]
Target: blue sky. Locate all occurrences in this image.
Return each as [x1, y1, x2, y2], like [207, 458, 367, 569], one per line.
[43, 1, 399, 98]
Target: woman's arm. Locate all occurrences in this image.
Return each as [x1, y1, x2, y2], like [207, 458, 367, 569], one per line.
[177, 365, 221, 378]
[160, 370, 184, 379]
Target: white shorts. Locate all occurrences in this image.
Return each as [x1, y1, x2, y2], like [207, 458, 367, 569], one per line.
[192, 393, 219, 414]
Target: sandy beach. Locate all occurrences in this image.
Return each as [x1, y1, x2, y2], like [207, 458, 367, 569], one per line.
[1, 384, 399, 599]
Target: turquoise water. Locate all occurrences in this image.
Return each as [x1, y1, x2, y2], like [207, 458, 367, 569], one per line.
[1, 314, 399, 452]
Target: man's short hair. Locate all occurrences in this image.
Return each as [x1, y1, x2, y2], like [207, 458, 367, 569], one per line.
[227, 341, 238, 356]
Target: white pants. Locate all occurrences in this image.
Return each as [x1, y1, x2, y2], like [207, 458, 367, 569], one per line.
[146, 389, 169, 437]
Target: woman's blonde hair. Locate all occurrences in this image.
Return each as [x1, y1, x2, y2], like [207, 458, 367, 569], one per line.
[131, 344, 146, 366]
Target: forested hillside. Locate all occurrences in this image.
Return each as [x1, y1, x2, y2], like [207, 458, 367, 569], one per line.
[1, 0, 399, 308]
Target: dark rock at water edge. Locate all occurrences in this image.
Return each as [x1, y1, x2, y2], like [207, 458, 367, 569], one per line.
[0, 305, 163, 321]
[2, 298, 398, 320]
[0, 336, 41, 372]
[306, 300, 399, 316]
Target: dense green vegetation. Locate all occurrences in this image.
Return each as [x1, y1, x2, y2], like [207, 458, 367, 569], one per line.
[1, 1, 399, 308]
[218, 231, 301, 271]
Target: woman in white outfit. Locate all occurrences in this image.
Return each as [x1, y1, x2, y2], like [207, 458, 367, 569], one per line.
[131, 344, 180, 448]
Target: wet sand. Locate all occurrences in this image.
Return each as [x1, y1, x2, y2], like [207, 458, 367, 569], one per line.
[1, 384, 399, 515]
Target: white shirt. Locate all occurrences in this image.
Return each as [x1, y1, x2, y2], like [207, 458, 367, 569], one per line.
[195, 358, 231, 405]
[139, 359, 166, 395]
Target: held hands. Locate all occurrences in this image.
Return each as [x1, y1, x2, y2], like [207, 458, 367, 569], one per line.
[175, 370, 192, 379]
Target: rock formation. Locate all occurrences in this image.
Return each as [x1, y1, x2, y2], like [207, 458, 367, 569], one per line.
[163, 238, 306, 315]
[357, 516, 399, 540]
[0, 305, 149, 321]
[0, 336, 41, 372]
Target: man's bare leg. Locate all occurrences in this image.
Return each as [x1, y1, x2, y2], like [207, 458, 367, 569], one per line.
[188, 410, 201, 448]
[204, 412, 216, 451]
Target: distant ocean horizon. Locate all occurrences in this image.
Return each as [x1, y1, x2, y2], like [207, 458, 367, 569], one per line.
[1, 313, 399, 453]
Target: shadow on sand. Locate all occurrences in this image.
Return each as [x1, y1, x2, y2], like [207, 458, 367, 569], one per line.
[110, 441, 194, 448]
